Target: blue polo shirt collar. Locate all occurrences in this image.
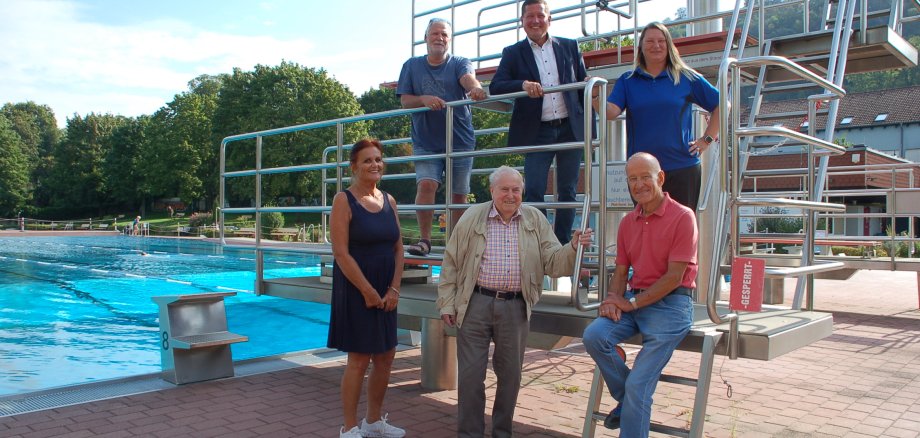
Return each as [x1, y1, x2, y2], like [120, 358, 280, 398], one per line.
[634, 66, 672, 81]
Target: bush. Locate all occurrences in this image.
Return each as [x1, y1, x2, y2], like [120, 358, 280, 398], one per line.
[188, 212, 213, 227]
[261, 211, 284, 229]
[830, 246, 862, 257]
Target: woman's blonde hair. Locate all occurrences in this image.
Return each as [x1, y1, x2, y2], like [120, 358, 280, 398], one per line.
[633, 22, 700, 86]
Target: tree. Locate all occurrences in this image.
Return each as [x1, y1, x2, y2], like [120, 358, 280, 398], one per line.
[104, 116, 150, 210]
[358, 87, 410, 140]
[142, 74, 223, 212]
[747, 206, 802, 234]
[211, 61, 369, 207]
[45, 113, 128, 217]
[0, 102, 60, 208]
[0, 114, 30, 216]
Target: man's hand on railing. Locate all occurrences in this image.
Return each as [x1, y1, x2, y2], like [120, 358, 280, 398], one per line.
[468, 87, 487, 101]
[420, 95, 447, 111]
[570, 227, 594, 250]
[522, 80, 544, 98]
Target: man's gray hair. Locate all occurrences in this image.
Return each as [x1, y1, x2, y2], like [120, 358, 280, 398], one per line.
[489, 165, 523, 187]
[425, 17, 452, 36]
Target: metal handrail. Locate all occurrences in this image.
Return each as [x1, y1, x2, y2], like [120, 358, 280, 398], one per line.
[571, 77, 608, 311]
[220, 78, 607, 294]
[712, 50, 851, 358]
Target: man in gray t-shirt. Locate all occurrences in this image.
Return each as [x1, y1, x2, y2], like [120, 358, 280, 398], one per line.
[397, 18, 486, 257]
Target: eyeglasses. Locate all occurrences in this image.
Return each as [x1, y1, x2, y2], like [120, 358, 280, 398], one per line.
[626, 175, 655, 185]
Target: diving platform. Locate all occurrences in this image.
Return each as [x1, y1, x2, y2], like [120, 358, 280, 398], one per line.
[260, 275, 832, 362]
[764, 25, 919, 82]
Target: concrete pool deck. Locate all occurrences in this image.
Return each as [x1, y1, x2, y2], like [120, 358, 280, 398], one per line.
[1, 269, 919, 437]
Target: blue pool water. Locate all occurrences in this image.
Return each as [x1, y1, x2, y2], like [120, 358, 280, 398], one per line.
[0, 236, 329, 397]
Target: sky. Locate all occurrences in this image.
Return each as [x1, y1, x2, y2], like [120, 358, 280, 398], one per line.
[1, 0, 695, 128]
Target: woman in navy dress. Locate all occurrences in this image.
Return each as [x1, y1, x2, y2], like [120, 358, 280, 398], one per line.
[328, 138, 406, 438]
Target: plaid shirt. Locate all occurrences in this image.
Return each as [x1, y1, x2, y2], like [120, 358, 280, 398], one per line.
[476, 204, 522, 292]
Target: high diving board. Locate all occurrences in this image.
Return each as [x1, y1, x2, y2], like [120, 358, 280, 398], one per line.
[260, 275, 832, 361]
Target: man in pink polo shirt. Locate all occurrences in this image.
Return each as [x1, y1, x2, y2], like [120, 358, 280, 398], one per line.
[582, 152, 698, 438]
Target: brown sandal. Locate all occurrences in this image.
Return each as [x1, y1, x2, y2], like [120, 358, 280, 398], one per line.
[406, 240, 431, 256]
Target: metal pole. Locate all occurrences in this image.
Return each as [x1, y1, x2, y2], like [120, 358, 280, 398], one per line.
[255, 135, 264, 296]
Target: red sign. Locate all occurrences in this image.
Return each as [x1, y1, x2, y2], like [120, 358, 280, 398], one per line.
[729, 257, 765, 312]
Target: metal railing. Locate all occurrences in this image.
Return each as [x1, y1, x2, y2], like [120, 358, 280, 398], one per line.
[741, 162, 920, 265]
[219, 79, 607, 295]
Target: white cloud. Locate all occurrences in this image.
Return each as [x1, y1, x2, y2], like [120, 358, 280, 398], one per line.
[0, 0, 374, 128]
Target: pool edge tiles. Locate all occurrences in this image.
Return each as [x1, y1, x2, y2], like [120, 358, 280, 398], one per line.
[0, 348, 348, 417]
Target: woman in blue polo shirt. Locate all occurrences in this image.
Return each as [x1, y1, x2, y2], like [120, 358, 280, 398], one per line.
[597, 22, 721, 211]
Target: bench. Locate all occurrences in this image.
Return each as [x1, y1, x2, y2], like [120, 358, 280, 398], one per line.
[79, 224, 91, 230]
[64, 222, 74, 230]
[98, 224, 109, 230]
[740, 237, 878, 256]
[233, 227, 257, 238]
[270, 227, 301, 241]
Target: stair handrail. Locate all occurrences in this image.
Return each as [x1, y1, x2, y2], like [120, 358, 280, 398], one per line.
[714, 54, 846, 358]
[571, 77, 608, 312]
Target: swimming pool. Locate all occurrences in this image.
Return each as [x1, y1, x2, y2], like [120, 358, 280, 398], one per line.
[0, 236, 328, 397]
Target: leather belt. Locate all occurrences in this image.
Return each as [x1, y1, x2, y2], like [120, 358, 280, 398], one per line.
[474, 285, 522, 300]
[540, 117, 568, 127]
[631, 286, 694, 297]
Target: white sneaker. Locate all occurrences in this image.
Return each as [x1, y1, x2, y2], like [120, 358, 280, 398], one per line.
[340, 426, 362, 438]
[360, 413, 406, 438]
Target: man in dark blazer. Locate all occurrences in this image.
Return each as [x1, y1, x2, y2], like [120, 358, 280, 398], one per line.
[489, 0, 589, 245]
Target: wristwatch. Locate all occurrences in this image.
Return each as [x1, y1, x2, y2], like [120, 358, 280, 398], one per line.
[628, 296, 638, 310]
[703, 135, 715, 144]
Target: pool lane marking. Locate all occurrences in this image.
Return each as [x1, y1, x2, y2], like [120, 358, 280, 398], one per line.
[216, 286, 250, 293]
[3, 250, 313, 292]
[166, 279, 192, 285]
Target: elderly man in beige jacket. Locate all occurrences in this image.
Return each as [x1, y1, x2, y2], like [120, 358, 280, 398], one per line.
[438, 165, 593, 437]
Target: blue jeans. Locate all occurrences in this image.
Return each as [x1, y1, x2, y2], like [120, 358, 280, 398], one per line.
[582, 292, 692, 438]
[524, 119, 581, 244]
